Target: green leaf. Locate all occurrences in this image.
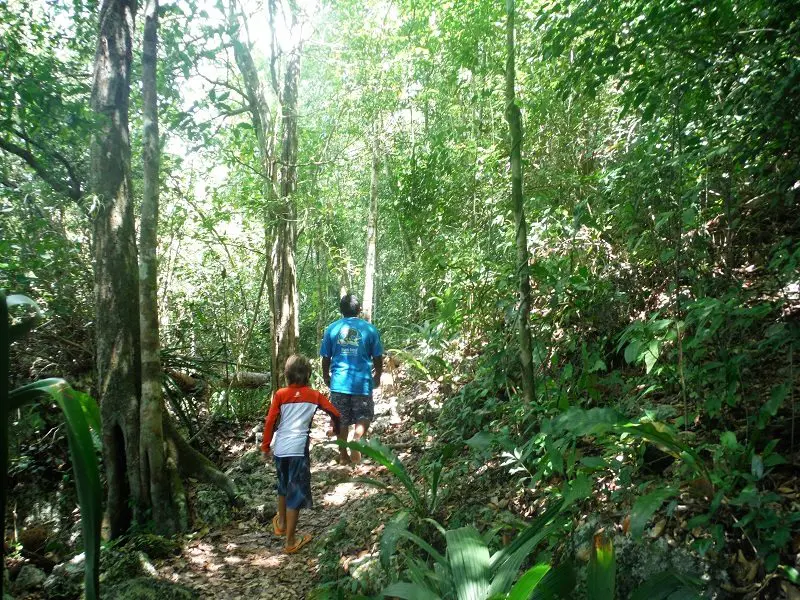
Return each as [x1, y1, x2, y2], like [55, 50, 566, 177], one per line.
[563, 475, 592, 508]
[446, 526, 490, 600]
[643, 340, 660, 373]
[7, 379, 101, 600]
[750, 455, 764, 480]
[5, 294, 42, 342]
[630, 570, 704, 600]
[530, 562, 577, 600]
[587, 532, 615, 600]
[336, 438, 422, 509]
[465, 431, 494, 451]
[630, 488, 674, 538]
[507, 564, 550, 600]
[489, 500, 566, 596]
[382, 582, 441, 600]
[380, 510, 410, 569]
[758, 383, 789, 428]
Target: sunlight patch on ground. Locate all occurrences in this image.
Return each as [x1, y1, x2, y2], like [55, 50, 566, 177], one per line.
[323, 482, 358, 506]
[251, 554, 286, 568]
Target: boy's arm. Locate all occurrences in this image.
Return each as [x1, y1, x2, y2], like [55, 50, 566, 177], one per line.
[261, 392, 282, 453]
[317, 391, 341, 433]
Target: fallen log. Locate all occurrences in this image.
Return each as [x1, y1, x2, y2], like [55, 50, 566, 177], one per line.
[166, 369, 271, 392]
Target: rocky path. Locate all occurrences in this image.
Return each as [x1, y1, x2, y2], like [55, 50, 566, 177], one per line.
[155, 374, 402, 599]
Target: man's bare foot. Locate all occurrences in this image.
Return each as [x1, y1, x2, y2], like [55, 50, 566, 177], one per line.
[338, 453, 351, 465]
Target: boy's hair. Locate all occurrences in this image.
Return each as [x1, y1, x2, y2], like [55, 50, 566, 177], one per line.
[284, 354, 312, 385]
[340, 294, 361, 317]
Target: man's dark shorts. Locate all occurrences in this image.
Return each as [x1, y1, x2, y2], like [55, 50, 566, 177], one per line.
[274, 455, 312, 510]
[330, 392, 374, 427]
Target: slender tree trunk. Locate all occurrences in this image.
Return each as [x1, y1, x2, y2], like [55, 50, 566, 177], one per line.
[90, 0, 142, 538]
[363, 138, 379, 322]
[139, 0, 179, 535]
[270, 33, 301, 387]
[505, 0, 536, 404]
[229, 0, 300, 388]
[0, 293, 9, 597]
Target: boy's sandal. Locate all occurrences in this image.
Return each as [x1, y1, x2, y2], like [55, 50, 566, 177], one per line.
[272, 515, 286, 536]
[284, 533, 312, 554]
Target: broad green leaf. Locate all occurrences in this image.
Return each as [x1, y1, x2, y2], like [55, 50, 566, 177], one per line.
[382, 582, 441, 600]
[531, 561, 577, 600]
[507, 564, 550, 600]
[7, 379, 101, 600]
[489, 500, 566, 596]
[587, 532, 615, 600]
[446, 526, 490, 600]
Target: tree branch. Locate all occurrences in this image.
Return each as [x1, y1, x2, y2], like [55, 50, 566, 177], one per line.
[0, 135, 82, 201]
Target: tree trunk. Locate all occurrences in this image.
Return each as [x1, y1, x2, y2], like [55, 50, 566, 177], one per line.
[90, 0, 142, 538]
[269, 18, 301, 388]
[229, 0, 300, 389]
[139, 0, 180, 535]
[363, 139, 379, 323]
[505, 0, 536, 404]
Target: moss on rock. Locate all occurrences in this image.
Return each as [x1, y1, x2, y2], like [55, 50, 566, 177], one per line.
[100, 550, 147, 586]
[124, 534, 181, 559]
[103, 578, 197, 600]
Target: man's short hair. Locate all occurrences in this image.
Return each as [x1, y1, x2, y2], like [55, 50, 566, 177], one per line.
[284, 354, 311, 386]
[340, 294, 361, 317]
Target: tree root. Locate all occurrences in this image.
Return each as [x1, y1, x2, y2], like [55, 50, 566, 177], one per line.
[163, 414, 239, 504]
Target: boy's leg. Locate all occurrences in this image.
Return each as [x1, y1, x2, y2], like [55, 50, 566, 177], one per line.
[285, 508, 300, 547]
[284, 456, 312, 552]
[277, 495, 287, 530]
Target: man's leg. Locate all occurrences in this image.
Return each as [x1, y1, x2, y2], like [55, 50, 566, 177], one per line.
[350, 419, 370, 464]
[349, 394, 374, 464]
[331, 392, 352, 464]
[337, 423, 351, 464]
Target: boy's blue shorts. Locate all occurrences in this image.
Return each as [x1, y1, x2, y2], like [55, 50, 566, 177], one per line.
[274, 455, 313, 510]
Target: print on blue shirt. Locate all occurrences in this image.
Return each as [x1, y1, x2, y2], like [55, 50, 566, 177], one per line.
[320, 317, 383, 395]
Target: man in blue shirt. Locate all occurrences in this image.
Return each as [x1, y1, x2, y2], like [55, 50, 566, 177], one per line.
[320, 294, 383, 465]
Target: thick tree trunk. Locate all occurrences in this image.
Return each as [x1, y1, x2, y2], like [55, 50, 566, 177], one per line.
[505, 0, 536, 404]
[90, 0, 142, 538]
[139, 0, 180, 535]
[363, 140, 379, 323]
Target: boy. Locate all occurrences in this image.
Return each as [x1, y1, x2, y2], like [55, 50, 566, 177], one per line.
[261, 354, 340, 553]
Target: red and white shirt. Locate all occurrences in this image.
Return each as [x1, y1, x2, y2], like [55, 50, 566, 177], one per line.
[261, 385, 341, 457]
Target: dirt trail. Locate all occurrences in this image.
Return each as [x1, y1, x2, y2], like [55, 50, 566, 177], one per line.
[156, 374, 402, 599]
